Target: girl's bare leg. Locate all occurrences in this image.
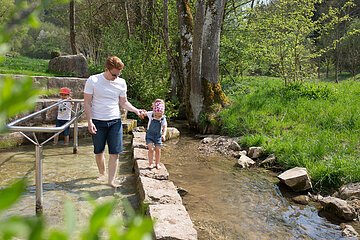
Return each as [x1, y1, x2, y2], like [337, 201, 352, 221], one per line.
[64, 136, 69, 145]
[53, 135, 59, 145]
[155, 146, 161, 169]
[148, 143, 154, 168]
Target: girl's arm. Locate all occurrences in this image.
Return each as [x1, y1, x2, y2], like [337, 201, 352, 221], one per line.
[161, 118, 167, 141]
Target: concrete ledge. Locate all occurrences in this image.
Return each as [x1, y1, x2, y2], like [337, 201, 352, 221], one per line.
[135, 160, 169, 180]
[132, 130, 198, 239]
[137, 176, 183, 205]
[148, 204, 198, 240]
[133, 148, 148, 161]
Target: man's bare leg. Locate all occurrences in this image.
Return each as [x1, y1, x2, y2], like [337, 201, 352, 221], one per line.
[95, 153, 106, 181]
[108, 154, 120, 187]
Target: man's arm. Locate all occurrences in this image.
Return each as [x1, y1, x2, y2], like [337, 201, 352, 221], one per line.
[119, 96, 142, 117]
[84, 93, 96, 134]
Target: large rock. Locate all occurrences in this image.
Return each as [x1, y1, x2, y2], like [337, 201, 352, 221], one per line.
[48, 54, 89, 78]
[320, 196, 357, 221]
[277, 167, 312, 192]
[334, 182, 360, 200]
[166, 127, 180, 140]
[236, 154, 256, 168]
[248, 146, 263, 158]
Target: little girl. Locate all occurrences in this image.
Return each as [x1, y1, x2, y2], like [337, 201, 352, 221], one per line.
[144, 99, 167, 169]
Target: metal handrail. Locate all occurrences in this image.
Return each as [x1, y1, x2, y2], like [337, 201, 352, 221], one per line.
[6, 98, 85, 215]
[7, 99, 83, 132]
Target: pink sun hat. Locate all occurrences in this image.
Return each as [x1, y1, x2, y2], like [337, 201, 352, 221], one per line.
[153, 101, 165, 113]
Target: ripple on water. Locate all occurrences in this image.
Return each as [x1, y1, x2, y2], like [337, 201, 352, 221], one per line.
[162, 132, 350, 240]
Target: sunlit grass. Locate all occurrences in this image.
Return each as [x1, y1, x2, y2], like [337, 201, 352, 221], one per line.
[220, 76, 360, 192]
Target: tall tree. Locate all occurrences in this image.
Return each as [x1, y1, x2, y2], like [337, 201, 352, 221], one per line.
[69, 0, 77, 54]
[178, 0, 228, 132]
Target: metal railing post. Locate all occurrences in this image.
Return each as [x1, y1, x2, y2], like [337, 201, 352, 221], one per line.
[73, 117, 79, 154]
[6, 99, 84, 215]
[35, 144, 43, 215]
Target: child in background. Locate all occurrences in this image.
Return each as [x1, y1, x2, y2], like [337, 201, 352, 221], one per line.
[144, 99, 167, 169]
[54, 87, 72, 145]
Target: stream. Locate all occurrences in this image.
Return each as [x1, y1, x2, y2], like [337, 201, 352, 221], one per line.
[0, 124, 358, 239]
[162, 123, 356, 240]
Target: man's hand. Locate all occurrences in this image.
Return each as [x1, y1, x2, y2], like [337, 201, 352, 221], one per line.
[88, 121, 97, 134]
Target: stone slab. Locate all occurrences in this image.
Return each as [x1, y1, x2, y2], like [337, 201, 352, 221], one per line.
[135, 160, 169, 180]
[148, 204, 198, 240]
[137, 176, 182, 205]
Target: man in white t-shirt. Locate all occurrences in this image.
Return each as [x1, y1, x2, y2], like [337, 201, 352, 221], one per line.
[84, 56, 144, 188]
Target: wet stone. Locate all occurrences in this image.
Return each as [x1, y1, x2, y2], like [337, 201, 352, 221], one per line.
[137, 176, 182, 205]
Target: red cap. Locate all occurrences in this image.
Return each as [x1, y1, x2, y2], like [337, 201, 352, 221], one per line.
[59, 87, 71, 95]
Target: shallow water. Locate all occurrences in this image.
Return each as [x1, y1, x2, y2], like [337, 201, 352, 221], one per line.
[0, 135, 137, 232]
[1, 126, 358, 240]
[161, 125, 356, 240]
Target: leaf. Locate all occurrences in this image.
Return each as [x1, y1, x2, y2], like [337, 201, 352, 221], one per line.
[0, 179, 26, 212]
[48, 230, 68, 240]
[0, 216, 31, 239]
[63, 200, 76, 236]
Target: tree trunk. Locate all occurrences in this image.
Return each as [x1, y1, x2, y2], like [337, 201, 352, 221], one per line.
[124, 0, 131, 37]
[69, 0, 77, 54]
[189, 0, 205, 126]
[163, 0, 180, 101]
[189, 0, 228, 132]
[177, 0, 193, 119]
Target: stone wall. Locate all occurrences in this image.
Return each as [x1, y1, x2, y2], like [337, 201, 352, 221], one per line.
[1, 74, 87, 99]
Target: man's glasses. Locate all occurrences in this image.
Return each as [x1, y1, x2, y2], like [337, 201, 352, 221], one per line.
[109, 69, 121, 78]
[60, 93, 69, 96]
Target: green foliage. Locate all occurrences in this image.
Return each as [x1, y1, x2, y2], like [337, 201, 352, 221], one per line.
[0, 76, 43, 132]
[278, 82, 335, 100]
[220, 76, 360, 191]
[247, 0, 320, 84]
[18, 22, 69, 59]
[100, 22, 170, 109]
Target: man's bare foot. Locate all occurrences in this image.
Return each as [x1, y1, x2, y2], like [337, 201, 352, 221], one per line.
[156, 164, 161, 169]
[148, 163, 154, 169]
[108, 179, 122, 188]
[96, 175, 107, 181]
[53, 142, 58, 146]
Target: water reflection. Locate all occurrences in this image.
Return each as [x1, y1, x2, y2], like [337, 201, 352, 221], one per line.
[0, 136, 138, 231]
[162, 126, 350, 240]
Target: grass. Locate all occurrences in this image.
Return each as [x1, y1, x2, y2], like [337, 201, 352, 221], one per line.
[0, 56, 54, 76]
[219, 75, 360, 193]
